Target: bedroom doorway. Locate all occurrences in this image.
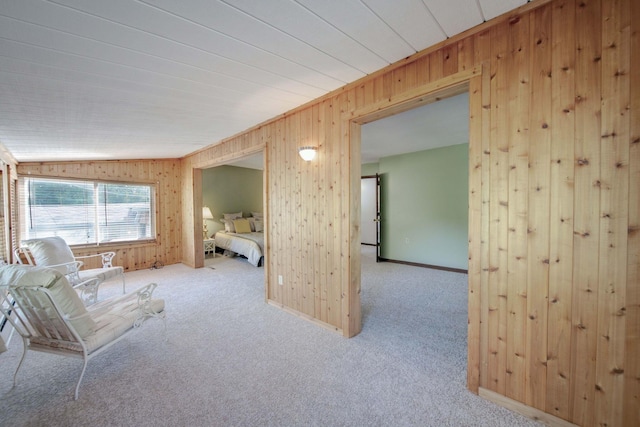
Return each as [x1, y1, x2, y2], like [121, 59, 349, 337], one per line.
[350, 74, 476, 385]
[359, 91, 469, 272]
[201, 151, 266, 267]
[194, 148, 267, 300]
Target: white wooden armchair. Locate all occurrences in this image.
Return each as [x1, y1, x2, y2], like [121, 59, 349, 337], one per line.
[15, 236, 125, 305]
[0, 264, 165, 400]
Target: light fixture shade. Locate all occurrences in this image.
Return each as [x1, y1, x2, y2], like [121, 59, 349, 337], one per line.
[202, 206, 214, 220]
[298, 146, 317, 161]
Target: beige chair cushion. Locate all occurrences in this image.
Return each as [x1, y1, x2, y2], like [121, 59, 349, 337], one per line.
[0, 265, 96, 338]
[21, 237, 76, 274]
[30, 297, 165, 353]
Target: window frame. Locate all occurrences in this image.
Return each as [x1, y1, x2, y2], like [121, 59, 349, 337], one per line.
[17, 175, 158, 247]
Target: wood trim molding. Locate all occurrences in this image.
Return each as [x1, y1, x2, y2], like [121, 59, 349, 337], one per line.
[378, 258, 468, 274]
[267, 299, 342, 334]
[191, 144, 265, 170]
[479, 388, 579, 427]
[347, 66, 479, 125]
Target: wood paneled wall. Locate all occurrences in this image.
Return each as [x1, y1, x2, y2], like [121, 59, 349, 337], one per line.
[181, 0, 638, 425]
[16, 159, 182, 270]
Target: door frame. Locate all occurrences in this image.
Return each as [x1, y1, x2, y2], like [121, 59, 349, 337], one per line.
[344, 65, 483, 393]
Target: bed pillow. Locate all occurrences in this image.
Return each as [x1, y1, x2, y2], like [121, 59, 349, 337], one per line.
[254, 220, 264, 232]
[221, 218, 236, 233]
[223, 212, 243, 220]
[251, 212, 263, 219]
[233, 218, 251, 234]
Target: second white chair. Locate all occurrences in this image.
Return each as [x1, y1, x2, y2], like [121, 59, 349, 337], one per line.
[15, 236, 125, 305]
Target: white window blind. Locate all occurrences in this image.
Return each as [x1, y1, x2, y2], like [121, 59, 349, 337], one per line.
[18, 177, 155, 245]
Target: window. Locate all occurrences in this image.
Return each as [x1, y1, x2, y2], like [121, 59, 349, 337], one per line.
[18, 177, 156, 245]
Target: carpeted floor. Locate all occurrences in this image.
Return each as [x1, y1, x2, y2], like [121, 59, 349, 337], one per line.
[0, 248, 541, 426]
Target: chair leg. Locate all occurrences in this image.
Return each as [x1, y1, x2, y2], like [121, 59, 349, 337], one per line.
[74, 357, 89, 400]
[13, 337, 29, 387]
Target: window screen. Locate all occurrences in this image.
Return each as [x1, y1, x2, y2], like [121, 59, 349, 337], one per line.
[18, 177, 155, 245]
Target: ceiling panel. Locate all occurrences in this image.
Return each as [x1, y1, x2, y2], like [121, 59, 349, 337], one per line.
[0, 16, 313, 106]
[479, 0, 528, 20]
[424, 0, 484, 37]
[227, 0, 390, 74]
[143, 0, 366, 84]
[52, 0, 345, 90]
[0, 1, 324, 98]
[296, 0, 416, 63]
[0, 0, 530, 162]
[363, 0, 447, 50]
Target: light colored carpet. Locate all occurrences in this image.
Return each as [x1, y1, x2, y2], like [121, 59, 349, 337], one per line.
[0, 248, 541, 426]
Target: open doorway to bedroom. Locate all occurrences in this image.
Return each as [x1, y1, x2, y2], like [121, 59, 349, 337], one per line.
[354, 83, 471, 389]
[201, 151, 266, 271]
[360, 92, 469, 273]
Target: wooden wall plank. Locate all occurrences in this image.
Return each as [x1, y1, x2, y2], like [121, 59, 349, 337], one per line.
[429, 49, 445, 82]
[468, 72, 483, 393]
[505, 12, 530, 403]
[571, 0, 602, 424]
[413, 55, 431, 87]
[488, 20, 510, 395]
[526, 4, 552, 410]
[624, 1, 640, 424]
[594, 0, 631, 425]
[284, 114, 296, 310]
[442, 44, 458, 77]
[547, 0, 576, 420]
[457, 37, 475, 71]
[328, 93, 344, 329]
[300, 108, 315, 317]
[474, 29, 493, 392]
[315, 101, 327, 319]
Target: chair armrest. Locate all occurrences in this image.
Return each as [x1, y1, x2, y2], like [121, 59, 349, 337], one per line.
[40, 261, 85, 285]
[75, 252, 116, 268]
[71, 277, 101, 305]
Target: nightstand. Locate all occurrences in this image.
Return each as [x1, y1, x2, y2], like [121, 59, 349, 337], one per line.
[204, 238, 216, 257]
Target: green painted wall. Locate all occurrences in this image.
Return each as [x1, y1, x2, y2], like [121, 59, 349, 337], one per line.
[202, 165, 263, 235]
[361, 163, 379, 176]
[379, 143, 468, 270]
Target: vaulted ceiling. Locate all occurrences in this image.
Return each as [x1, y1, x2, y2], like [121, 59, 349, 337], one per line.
[0, 0, 528, 162]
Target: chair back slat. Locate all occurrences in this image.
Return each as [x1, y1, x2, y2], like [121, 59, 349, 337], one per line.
[14, 247, 36, 266]
[8, 287, 81, 344]
[1, 288, 36, 340]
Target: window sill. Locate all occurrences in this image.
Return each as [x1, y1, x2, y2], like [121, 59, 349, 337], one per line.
[71, 240, 157, 251]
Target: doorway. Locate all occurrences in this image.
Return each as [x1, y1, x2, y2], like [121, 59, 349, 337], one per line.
[348, 72, 477, 381]
[360, 92, 469, 271]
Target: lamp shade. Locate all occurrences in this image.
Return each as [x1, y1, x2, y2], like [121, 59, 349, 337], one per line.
[202, 206, 214, 220]
[298, 146, 317, 161]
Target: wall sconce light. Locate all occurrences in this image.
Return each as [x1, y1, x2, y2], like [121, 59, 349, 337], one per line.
[298, 146, 317, 161]
[202, 206, 214, 239]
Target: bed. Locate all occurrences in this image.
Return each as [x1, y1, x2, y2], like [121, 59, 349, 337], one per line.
[214, 231, 264, 267]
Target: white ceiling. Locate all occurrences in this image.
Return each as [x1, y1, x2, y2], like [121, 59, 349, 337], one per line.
[361, 91, 469, 164]
[0, 0, 528, 163]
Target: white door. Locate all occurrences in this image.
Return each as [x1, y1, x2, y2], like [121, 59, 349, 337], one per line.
[361, 176, 377, 246]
